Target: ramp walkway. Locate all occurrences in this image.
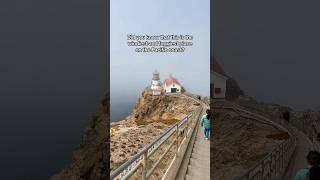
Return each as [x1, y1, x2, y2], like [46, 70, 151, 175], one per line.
[184, 122, 210, 180]
[282, 128, 313, 180]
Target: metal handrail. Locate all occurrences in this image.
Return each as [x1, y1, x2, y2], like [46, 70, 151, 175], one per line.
[213, 104, 297, 180]
[110, 107, 202, 180]
[297, 122, 320, 151]
[236, 134, 296, 180]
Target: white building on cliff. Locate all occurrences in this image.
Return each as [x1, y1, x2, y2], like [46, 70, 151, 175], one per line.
[150, 71, 183, 95]
[211, 56, 228, 99]
[164, 75, 181, 93]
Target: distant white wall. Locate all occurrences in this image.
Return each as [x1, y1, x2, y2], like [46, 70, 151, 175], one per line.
[164, 83, 181, 93]
[212, 71, 227, 98]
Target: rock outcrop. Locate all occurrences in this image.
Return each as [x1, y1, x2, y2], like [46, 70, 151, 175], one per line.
[51, 89, 202, 179]
[110, 89, 201, 171]
[234, 95, 320, 145]
[121, 89, 200, 127]
[51, 95, 109, 180]
[211, 101, 288, 180]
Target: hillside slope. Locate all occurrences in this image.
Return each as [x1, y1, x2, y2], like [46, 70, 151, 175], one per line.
[129, 90, 200, 124]
[211, 101, 288, 180]
[51, 95, 109, 180]
[110, 90, 201, 171]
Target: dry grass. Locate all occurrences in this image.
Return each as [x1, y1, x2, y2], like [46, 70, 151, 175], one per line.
[158, 118, 180, 125]
[110, 124, 120, 131]
[135, 118, 179, 126]
[266, 132, 290, 140]
[111, 157, 128, 171]
[249, 152, 269, 161]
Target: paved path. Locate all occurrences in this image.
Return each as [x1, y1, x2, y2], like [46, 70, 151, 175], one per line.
[283, 128, 313, 180]
[184, 120, 210, 180]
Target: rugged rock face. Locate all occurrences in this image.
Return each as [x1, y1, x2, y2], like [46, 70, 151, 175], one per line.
[51, 95, 109, 180]
[110, 90, 201, 171]
[110, 123, 166, 171]
[211, 101, 288, 180]
[235, 96, 292, 118]
[234, 95, 320, 143]
[121, 89, 200, 127]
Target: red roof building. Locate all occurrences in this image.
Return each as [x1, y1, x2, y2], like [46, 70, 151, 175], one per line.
[164, 75, 182, 93]
[211, 56, 228, 99]
[211, 56, 227, 77]
[164, 75, 181, 86]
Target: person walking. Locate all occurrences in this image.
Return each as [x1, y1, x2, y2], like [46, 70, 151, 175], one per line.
[294, 150, 320, 180]
[200, 109, 211, 140]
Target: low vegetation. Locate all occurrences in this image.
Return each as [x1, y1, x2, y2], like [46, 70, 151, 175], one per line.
[214, 112, 221, 119]
[111, 157, 128, 171]
[158, 118, 180, 125]
[266, 132, 290, 140]
[136, 119, 147, 126]
[249, 152, 269, 161]
[110, 124, 120, 131]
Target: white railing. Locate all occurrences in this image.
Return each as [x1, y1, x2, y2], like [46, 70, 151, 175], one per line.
[110, 107, 203, 180]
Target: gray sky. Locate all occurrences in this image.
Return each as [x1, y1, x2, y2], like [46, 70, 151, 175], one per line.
[111, 0, 210, 120]
[214, 0, 320, 110]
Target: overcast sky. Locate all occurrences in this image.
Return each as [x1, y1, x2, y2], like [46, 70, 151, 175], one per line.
[214, 0, 320, 110]
[111, 0, 210, 121]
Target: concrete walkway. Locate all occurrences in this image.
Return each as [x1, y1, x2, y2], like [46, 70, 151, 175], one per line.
[283, 128, 313, 180]
[185, 122, 210, 180]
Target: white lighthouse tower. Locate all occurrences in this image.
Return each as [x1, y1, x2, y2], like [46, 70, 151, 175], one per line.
[150, 70, 162, 96]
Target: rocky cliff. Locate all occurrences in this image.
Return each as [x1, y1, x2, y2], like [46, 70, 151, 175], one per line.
[234, 95, 320, 143]
[110, 89, 201, 171]
[51, 95, 109, 180]
[119, 89, 200, 127]
[51, 89, 202, 179]
[211, 101, 289, 180]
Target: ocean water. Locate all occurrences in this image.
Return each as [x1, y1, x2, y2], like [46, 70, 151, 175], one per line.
[110, 95, 138, 122]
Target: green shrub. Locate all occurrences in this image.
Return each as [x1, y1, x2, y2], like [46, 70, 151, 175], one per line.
[136, 119, 146, 126]
[213, 112, 220, 119]
[159, 118, 179, 125]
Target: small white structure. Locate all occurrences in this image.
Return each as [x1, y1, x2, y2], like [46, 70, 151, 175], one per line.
[151, 70, 162, 96]
[164, 75, 181, 93]
[211, 56, 228, 99]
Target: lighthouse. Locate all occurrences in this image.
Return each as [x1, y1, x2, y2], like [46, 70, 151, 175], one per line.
[151, 70, 162, 96]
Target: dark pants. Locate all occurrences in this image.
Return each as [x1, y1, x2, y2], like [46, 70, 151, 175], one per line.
[204, 128, 210, 139]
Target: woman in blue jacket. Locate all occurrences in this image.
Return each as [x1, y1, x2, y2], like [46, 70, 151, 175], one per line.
[200, 112, 210, 140]
[294, 150, 320, 180]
